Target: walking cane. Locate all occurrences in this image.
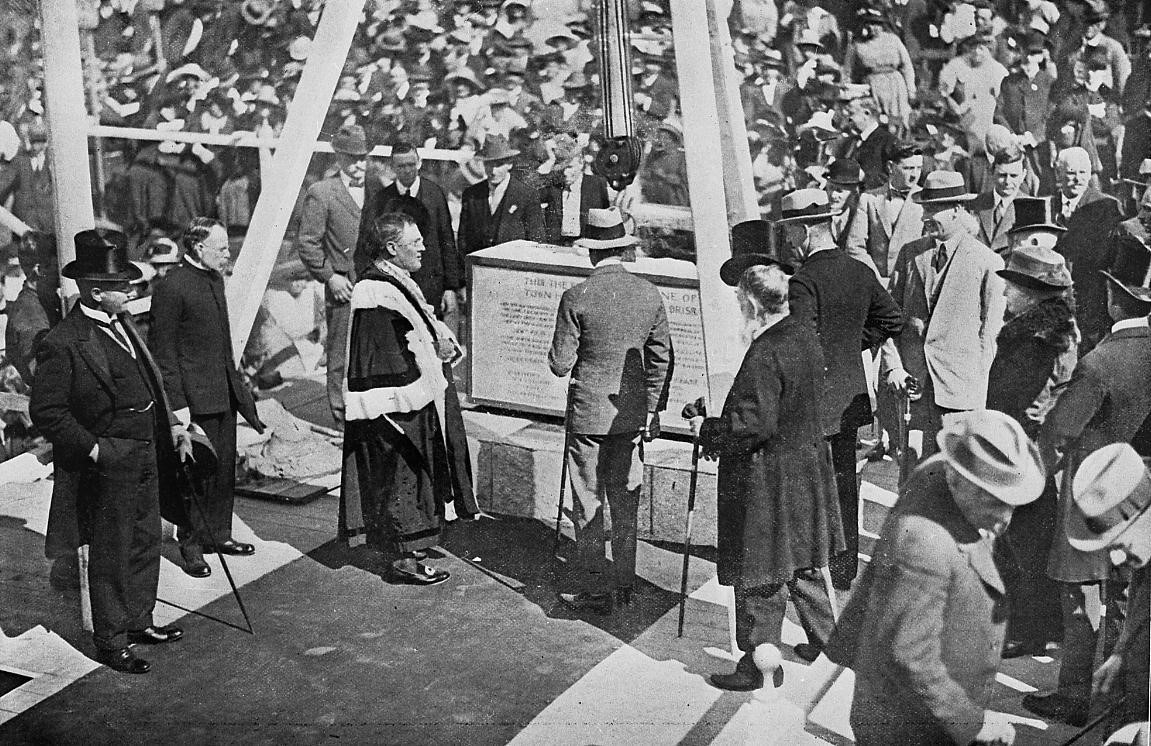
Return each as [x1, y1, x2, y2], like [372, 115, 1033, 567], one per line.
[898, 375, 921, 486]
[553, 391, 574, 558]
[677, 438, 701, 637]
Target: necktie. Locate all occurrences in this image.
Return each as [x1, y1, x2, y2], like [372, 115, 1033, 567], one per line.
[97, 317, 132, 354]
[993, 201, 1005, 231]
[932, 241, 948, 272]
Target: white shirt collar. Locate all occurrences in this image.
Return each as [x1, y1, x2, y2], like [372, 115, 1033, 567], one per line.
[1112, 317, 1150, 333]
[185, 253, 207, 271]
[489, 176, 511, 206]
[398, 175, 421, 198]
[859, 121, 879, 141]
[78, 303, 117, 324]
[340, 169, 364, 191]
[594, 256, 624, 267]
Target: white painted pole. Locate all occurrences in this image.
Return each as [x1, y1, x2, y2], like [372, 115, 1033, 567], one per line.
[39, 0, 97, 270]
[225, 1, 366, 361]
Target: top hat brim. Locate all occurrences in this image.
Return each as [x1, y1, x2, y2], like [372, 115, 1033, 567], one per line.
[1101, 271, 1151, 303]
[62, 261, 143, 282]
[1008, 221, 1066, 235]
[181, 430, 220, 481]
[937, 431, 1046, 506]
[997, 268, 1072, 291]
[719, 253, 790, 285]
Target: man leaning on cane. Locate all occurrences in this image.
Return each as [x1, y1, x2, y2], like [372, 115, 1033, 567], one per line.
[548, 207, 674, 615]
[30, 229, 192, 674]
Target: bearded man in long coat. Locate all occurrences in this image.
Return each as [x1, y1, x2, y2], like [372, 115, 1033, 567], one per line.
[689, 244, 843, 691]
[340, 212, 478, 584]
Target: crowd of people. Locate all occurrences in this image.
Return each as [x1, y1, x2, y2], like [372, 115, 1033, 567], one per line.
[1, 0, 1151, 744]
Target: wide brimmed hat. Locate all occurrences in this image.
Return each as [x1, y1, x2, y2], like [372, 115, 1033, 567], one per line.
[760, 48, 786, 69]
[914, 170, 976, 204]
[1100, 234, 1151, 303]
[826, 158, 864, 186]
[63, 229, 143, 282]
[446, 67, 486, 93]
[1068, 443, 1151, 552]
[165, 63, 210, 84]
[331, 124, 369, 156]
[575, 207, 637, 250]
[240, 0, 274, 26]
[777, 188, 835, 224]
[1008, 196, 1066, 235]
[797, 110, 838, 141]
[720, 219, 791, 285]
[479, 135, 519, 162]
[997, 244, 1072, 290]
[937, 410, 1045, 506]
[794, 29, 824, 50]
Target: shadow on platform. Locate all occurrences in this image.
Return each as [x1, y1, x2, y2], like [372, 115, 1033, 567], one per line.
[0, 514, 89, 651]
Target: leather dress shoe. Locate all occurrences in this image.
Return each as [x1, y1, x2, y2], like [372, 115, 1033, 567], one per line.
[709, 654, 763, 691]
[558, 591, 613, 615]
[181, 548, 211, 578]
[1021, 692, 1089, 727]
[1001, 639, 1047, 659]
[390, 562, 450, 585]
[96, 647, 150, 674]
[206, 540, 255, 556]
[128, 625, 184, 645]
[793, 643, 822, 663]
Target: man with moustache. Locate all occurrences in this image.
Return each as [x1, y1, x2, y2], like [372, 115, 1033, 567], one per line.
[31, 229, 191, 674]
[297, 124, 368, 425]
[150, 218, 265, 579]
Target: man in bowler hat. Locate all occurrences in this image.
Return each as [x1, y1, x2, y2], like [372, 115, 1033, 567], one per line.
[30, 229, 191, 674]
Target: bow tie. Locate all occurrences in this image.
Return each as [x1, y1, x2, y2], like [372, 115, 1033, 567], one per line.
[890, 188, 910, 199]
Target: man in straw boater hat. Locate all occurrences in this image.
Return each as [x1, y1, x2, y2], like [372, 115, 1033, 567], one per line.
[548, 208, 674, 614]
[1028, 234, 1151, 726]
[826, 410, 1045, 745]
[30, 229, 193, 674]
[1066, 443, 1151, 729]
[882, 170, 1005, 472]
[985, 196, 1078, 660]
[296, 123, 369, 425]
[782, 188, 903, 591]
[688, 219, 843, 689]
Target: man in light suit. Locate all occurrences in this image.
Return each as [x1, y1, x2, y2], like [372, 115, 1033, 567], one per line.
[846, 141, 925, 278]
[1049, 146, 1123, 356]
[967, 145, 1027, 257]
[884, 170, 1007, 465]
[548, 208, 674, 614]
[297, 124, 367, 425]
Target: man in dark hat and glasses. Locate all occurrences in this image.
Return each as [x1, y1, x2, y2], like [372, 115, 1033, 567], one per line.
[30, 229, 192, 675]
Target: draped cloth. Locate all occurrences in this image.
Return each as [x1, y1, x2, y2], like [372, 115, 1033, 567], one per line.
[338, 262, 477, 552]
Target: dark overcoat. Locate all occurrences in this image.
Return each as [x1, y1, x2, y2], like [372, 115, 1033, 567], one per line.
[457, 177, 545, 257]
[29, 309, 182, 557]
[789, 249, 904, 436]
[827, 457, 1007, 745]
[1051, 188, 1122, 355]
[699, 315, 844, 588]
[538, 172, 610, 246]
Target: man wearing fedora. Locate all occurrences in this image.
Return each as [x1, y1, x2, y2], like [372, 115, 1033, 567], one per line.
[297, 123, 368, 426]
[883, 170, 1006, 466]
[783, 188, 904, 591]
[150, 218, 265, 579]
[1028, 234, 1151, 726]
[457, 134, 545, 260]
[846, 141, 925, 278]
[1068, 443, 1151, 730]
[30, 229, 192, 674]
[548, 207, 674, 614]
[826, 410, 1045, 746]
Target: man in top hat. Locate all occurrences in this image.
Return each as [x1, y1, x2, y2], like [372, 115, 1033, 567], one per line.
[783, 188, 904, 590]
[1028, 234, 1151, 726]
[835, 97, 898, 191]
[826, 410, 1045, 745]
[847, 141, 926, 279]
[296, 124, 368, 426]
[1068, 443, 1151, 729]
[883, 170, 1006, 467]
[30, 229, 192, 674]
[549, 207, 674, 614]
[967, 145, 1029, 257]
[150, 218, 266, 579]
[457, 134, 545, 260]
[1050, 146, 1123, 356]
[824, 158, 864, 252]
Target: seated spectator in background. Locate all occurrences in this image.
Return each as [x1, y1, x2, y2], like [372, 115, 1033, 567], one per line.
[540, 138, 609, 246]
